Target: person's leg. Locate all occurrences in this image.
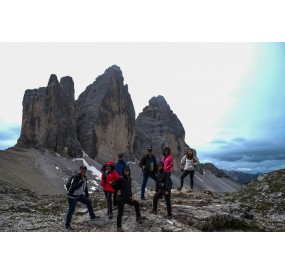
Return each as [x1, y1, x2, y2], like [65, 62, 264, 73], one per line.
[107, 192, 113, 217]
[152, 191, 162, 213]
[65, 198, 78, 228]
[166, 172, 172, 189]
[179, 170, 190, 190]
[141, 174, 149, 198]
[126, 199, 141, 218]
[78, 195, 96, 219]
[117, 199, 125, 229]
[164, 192, 172, 217]
[150, 174, 157, 182]
[113, 192, 117, 206]
[189, 171, 195, 189]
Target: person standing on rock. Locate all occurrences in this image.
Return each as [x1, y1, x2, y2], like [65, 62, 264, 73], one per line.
[151, 162, 172, 219]
[111, 165, 146, 232]
[178, 149, 200, 191]
[65, 165, 100, 231]
[114, 153, 127, 206]
[101, 161, 120, 219]
[139, 147, 157, 200]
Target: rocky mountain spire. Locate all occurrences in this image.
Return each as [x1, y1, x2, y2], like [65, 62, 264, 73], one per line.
[134, 95, 189, 171]
[75, 65, 136, 163]
[16, 74, 82, 157]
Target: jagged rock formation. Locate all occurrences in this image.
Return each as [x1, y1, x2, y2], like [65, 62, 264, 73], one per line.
[75, 65, 135, 163]
[201, 163, 229, 178]
[134, 95, 189, 171]
[16, 75, 82, 157]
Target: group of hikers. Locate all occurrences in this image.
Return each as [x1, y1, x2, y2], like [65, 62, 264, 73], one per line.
[65, 147, 199, 232]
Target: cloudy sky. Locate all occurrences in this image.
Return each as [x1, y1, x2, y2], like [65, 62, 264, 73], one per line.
[0, 42, 284, 174]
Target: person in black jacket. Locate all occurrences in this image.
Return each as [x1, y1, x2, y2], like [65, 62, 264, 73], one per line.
[111, 165, 146, 232]
[139, 147, 157, 200]
[151, 162, 172, 219]
[65, 165, 100, 231]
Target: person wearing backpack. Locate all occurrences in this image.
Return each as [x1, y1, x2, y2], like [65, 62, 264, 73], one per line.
[65, 165, 100, 231]
[111, 165, 146, 232]
[178, 149, 200, 191]
[101, 161, 120, 219]
[151, 162, 172, 219]
[139, 147, 157, 200]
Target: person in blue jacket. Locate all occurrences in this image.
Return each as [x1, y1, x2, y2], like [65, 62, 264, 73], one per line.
[114, 153, 127, 206]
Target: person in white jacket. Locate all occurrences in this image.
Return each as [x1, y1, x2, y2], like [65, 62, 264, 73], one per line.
[178, 149, 199, 191]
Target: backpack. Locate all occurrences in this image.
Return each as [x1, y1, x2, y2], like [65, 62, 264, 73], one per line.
[65, 175, 75, 191]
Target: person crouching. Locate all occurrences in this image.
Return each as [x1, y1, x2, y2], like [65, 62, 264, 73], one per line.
[111, 166, 146, 232]
[101, 161, 120, 219]
[152, 162, 172, 219]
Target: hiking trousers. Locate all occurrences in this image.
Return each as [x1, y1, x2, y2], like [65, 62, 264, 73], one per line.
[141, 173, 157, 197]
[153, 190, 172, 216]
[65, 195, 95, 228]
[117, 198, 141, 228]
[180, 170, 195, 189]
[104, 191, 113, 215]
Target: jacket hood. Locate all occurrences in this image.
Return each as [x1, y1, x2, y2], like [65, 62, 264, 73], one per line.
[102, 161, 115, 171]
[121, 165, 131, 176]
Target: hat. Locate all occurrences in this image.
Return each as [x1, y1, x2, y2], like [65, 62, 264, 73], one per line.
[105, 161, 115, 167]
[118, 153, 124, 157]
[80, 165, 87, 170]
[147, 147, 153, 151]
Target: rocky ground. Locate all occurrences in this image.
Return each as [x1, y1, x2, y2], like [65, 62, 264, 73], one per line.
[1, 170, 284, 232]
[1, 148, 284, 232]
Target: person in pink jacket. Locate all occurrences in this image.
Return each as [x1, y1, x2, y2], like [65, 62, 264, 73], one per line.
[101, 161, 120, 219]
[162, 147, 174, 177]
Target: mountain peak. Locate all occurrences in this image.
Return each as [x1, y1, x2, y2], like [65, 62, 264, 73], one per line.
[47, 74, 59, 86]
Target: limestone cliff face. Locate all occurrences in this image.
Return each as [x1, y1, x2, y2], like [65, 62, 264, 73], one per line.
[75, 65, 136, 163]
[134, 95, 189, 171]
[16, 75, 82, 157]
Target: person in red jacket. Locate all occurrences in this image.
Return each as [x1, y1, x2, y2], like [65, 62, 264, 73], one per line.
[101, 161, 120, 219]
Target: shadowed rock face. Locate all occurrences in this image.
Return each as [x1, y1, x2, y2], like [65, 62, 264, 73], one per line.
[134, 95, 189, 171]
[75, 65, 136, 163]
[16, 75, 82, 157]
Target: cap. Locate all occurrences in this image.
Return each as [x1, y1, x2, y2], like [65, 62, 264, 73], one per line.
[118, 153, 124, 157]
[147, 147, 153, 151]
[80, 165, 87, 170]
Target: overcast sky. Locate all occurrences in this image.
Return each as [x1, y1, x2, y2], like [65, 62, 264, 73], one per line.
[0, 42, 285, 174]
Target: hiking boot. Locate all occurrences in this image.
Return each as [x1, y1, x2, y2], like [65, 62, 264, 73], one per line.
[65, 226, 75, 232]
[140, 196, 146, 200]
[165, 215, 173, 220]
[91, 215, 100, 220]
[151, 210, 158, 215]
[109, 213, 113, 219]
[136, 216, 146, 224]
[177, 186, 182, 191]
[117, 227, 124, 232]
[89, 215, 100, 225]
